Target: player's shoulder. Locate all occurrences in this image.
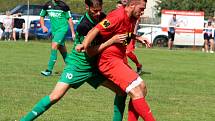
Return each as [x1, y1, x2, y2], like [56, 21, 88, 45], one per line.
[42, 1, 52, 10]
[76, 15, 92, 36]
[58, 0, 70, 11]
[78, 15, 89, 28]
[106, 7, 125, 21]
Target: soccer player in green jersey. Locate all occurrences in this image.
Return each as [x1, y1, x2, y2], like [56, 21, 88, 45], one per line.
[40, 0, 76, 76]
[20, 0, 128, 120]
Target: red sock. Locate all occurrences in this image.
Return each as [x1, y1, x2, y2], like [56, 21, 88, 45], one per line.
[132, 98, 156, 121]
[128, 99, 139, 121]
[126, 52, 141, 67]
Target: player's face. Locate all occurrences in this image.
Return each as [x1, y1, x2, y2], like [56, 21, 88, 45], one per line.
[132, 1, 146, 19]
[89, 5, 103, 22]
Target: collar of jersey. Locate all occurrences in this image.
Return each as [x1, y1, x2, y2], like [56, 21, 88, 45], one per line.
[85, 12, 95, 25]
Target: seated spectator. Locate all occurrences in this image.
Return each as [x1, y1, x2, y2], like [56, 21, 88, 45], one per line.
[12, 13, 28, 42]
[3, 11, 13, 41]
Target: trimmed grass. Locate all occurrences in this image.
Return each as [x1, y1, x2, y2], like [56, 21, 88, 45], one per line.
[0, 41, 215, 121]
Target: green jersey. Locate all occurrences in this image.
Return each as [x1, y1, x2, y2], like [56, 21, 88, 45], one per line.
[66, 12, 106, 70]
[40, 0, 71, 32]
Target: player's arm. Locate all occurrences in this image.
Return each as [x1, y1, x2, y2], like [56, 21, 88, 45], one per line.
[40, 17, 48, 33]
[39, 3, 48, 33]
[132, 34, 151, 48]
[82, 27, 100, 50]
[85, 34, 127, 57]
[76, 28, 126, 57]
[68, 18, 76, 40]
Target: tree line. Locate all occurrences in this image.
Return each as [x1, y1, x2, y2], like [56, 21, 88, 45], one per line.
[0, 0, 214, 19]
[155, 0, 215, 19]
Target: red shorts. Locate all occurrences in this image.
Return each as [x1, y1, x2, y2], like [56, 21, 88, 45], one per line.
[98, 54, 138, 91]
[126, 39, 136, 52]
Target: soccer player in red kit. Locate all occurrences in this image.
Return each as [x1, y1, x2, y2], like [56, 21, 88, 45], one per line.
[82, 0, 156, 121]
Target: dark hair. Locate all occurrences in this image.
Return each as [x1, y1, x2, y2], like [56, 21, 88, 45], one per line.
[208, 21, 212, 26]
[117, 1, 122, 4]
[85, 0, 103, 7]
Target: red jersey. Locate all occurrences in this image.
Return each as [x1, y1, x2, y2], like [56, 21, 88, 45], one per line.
[95, 7, 138, 91]
[96, 7, 137, 59]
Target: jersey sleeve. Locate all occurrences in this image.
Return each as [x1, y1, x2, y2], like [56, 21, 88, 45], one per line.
[61, 2, 71, 19]
[95, 15, 119, 37]
[65, 10, 72, 19]
[39, 2, 49, 17]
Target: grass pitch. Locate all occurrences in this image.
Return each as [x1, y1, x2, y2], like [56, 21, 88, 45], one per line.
[0, 41, 215, 121]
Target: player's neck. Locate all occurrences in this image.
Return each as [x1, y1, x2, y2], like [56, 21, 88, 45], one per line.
[124, 7, 132, 18]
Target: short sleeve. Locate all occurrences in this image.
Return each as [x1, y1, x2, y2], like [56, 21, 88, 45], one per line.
[39, 2, 49, 17]
[62, 3, 71, 19]
[96, 15, 119, 37]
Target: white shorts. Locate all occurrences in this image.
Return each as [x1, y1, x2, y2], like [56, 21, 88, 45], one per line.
[13, 28, 27, 33]
[125, 76, 143, 93]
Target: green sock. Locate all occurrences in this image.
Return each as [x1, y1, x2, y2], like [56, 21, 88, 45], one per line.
[47, 49, 57, 71]
[60, 51, 67, 62]
[112, 95, 127, 121]
[21, 96, 52, 121]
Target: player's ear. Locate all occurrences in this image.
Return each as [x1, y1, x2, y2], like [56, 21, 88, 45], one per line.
[129, 2, 136, 9]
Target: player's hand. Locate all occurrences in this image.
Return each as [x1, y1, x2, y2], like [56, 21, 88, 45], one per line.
[138, 36, 151, 48]
[143, 39, 152, 48]
[75, 44, 85, 52]
[110, 34, 127, 44]
[41, 26, 48, 33]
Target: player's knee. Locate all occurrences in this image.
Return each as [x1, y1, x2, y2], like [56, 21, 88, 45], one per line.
[49, 94, 61, 103]
[51, 43, 59, 49]
[128, 85, 144, 99]
[127, 77, 148, 99]
[139, 81, 147, 97]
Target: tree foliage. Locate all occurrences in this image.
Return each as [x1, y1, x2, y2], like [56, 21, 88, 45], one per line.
[0, 0, 117, 14]
[155, 0, 215, 19]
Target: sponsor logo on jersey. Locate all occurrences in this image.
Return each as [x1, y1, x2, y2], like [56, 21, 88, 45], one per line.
[66, 73, 73, 79]
[48, 12, 61, 18]
[123, 32, 133, 46]
[100, 19, 110, 28]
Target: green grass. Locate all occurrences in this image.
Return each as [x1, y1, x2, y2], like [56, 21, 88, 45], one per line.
[0, 41, 215, 121]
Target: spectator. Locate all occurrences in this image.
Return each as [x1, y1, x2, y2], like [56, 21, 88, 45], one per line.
[213, 17, 215, 43]
[12, 13, 28, 42]
[168, 14, 178, 50]
[3, 11, 13, 41]
[0, 22, 4, 40]
[203, 21, 214, 53]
